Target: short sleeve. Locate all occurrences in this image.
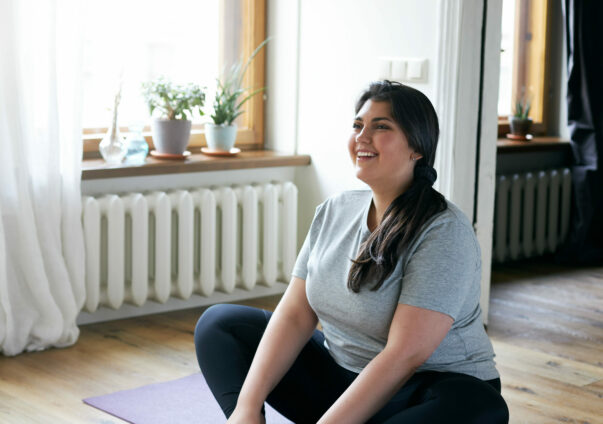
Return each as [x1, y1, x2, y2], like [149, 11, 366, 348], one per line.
[398, 219, 480, 321]
[291, 203, 325, 280]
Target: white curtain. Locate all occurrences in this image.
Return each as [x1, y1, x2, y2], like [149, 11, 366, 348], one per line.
[0, 0, 85, 355]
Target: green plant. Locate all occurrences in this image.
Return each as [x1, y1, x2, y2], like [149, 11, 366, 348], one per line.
[513, 95, 531, 120]
[210, 38, 269, 125]
[142, 77, 206, 120]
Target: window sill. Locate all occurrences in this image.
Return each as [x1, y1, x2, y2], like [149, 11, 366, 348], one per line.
[496, 136, 571, 153]
[497, 121, 546, 138]
[82, 149, 311, 180]
[83, 128, 262, 155]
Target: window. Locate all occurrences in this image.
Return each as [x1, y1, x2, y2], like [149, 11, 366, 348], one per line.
[498, 0, 550, 136]
[82, 0, 266, 155]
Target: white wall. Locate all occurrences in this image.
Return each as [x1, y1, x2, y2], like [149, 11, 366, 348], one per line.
[267, 0, 441, 238]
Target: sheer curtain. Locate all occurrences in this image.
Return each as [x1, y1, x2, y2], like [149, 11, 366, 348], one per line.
[0, 0, 85, 355]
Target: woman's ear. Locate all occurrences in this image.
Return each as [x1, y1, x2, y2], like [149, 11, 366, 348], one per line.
[411, 153, 423, 161]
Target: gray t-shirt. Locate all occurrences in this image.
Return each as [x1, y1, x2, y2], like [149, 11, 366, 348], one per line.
[292, 190, 499, 381]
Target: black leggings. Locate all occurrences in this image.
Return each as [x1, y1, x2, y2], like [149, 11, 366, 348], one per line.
[194, 304, 509, 424]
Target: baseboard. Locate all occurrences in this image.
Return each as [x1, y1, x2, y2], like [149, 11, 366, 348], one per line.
[77, 281, 289, 325]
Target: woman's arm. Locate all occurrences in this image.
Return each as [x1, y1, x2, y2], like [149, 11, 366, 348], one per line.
[317, 303, 453, 424]
[228, 276, 318, 423]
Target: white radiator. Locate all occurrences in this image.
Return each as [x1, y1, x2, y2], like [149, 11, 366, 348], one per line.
[80, 182, 297, 320]
[493, 168, 571, 263]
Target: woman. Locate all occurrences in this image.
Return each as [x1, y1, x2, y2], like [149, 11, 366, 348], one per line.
[195, 80, 509, 423]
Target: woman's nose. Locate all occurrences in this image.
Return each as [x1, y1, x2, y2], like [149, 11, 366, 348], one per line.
[356, 127, 370, 143]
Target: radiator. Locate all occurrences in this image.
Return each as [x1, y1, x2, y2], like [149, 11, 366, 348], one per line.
[80, 182, 297, 317]
[493, 168, 571, 263]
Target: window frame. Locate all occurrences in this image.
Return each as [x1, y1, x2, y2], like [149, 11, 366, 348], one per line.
[498, 0, 551, 137]
[82, 0, 266, 156]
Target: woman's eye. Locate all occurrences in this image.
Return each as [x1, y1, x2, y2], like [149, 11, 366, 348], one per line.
[352, 122, 362, 129]
[376, 124, 389, 130]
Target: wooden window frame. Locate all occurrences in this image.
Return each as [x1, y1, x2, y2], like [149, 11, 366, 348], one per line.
[83, 0, 266, 156]
[498, 0, 550, 137]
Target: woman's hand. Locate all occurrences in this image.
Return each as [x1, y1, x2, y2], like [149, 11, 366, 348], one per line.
[226, 405, 266, 424]
[226, 277, 317, 424]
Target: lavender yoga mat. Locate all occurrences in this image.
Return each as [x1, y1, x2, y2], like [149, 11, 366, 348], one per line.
[83, 373, 293, 424]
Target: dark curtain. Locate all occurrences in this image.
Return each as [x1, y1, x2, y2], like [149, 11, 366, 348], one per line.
[558, 0, 603, 264]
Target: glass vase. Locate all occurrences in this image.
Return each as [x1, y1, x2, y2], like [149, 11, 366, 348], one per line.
[99, 124, 127, 164]
[125, 125, 149, 164]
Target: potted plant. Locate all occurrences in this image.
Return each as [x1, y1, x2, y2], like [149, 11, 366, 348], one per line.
[142, 77, 206, 155]
[205, 39, 269, 152]
[508, 95, 532, 140]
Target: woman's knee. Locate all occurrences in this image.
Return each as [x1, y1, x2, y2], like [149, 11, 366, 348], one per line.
[427, 375, 509, 423]
[195, 304, 237, 346]
[194, 303, 269, 351]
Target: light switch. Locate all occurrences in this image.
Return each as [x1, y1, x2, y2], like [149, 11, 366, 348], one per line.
[407, 58, 427, 81]
[391, 59, 407, 81]
[381, 56, 428, 83]
[378, 58, 391, 80]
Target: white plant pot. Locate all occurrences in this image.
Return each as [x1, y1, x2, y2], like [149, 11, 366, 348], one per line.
[205, 123, 237, 151]
[151, 119, 192, 154]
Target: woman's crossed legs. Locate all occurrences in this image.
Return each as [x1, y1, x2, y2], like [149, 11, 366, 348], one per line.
[194, 304, 508, 424]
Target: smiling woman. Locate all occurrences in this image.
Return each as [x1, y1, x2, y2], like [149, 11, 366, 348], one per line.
[193, 81, 509, 424]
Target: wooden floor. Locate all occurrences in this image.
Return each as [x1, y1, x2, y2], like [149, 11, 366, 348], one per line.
[0, 261, 601, 423]
[488, 261, 603, 424]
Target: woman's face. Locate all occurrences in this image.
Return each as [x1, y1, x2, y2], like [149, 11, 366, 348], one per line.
[348, 99, 421, 194]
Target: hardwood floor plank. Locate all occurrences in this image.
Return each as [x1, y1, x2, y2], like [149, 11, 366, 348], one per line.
[498, 364, 602, 421]
[489, 303, 602, 351]
[492, 340, 603, 386]
[490, 283, 603, 324]
[491, 333, 603, 369]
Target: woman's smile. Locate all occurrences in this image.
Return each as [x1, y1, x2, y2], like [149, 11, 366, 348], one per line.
[355, 150, 378, 161]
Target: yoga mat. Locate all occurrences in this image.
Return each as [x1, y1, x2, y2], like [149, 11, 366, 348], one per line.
[83, 373, 293, 424]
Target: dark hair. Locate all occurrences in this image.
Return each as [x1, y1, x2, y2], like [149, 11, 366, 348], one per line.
[348, 80, 447, 292]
